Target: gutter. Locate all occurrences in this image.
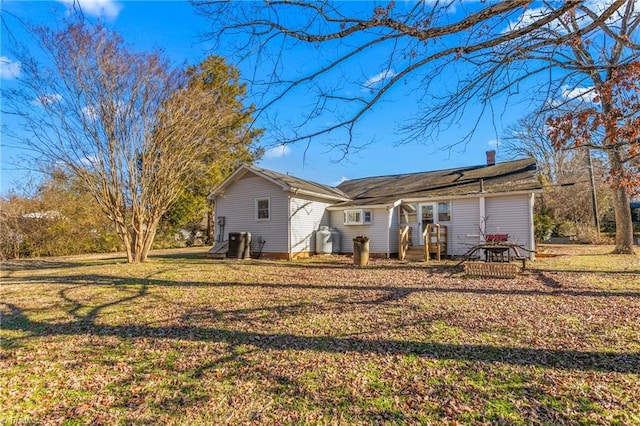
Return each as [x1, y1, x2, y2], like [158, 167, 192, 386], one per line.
[327, 200, 400, 211]
[291, 188, 350, 202]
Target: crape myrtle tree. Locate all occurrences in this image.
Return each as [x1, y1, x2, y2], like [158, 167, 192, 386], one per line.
[193, 0, 637, 253]
[3, 19, 257, 262]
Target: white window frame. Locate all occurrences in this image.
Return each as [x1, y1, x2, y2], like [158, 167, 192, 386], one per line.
[437, 201, 451, 222]
[255, 197, 270, 221]
[344, 209, 373, 225]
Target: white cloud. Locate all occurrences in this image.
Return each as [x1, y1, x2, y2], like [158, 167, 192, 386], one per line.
[82, 105, 98, 121]
[487, 139, 500, 148]
[364, 69, 397, 88]
[81, 155, 99, 167]
[505, 1, 640, 35]
[264, 144, 292, 159]
[58, 0, 122, 19]
[334, 176, 349, 186]
[0, 56, 21, 79]
[503, 6, 562, 34]
[31, 94, 62, 107]
[561, 85, 597, 103]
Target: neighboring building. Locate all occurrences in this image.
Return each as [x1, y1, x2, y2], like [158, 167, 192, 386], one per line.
[209, 151, 542, 260]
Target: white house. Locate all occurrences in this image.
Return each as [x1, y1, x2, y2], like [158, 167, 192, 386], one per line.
[208, 152, 542, 260]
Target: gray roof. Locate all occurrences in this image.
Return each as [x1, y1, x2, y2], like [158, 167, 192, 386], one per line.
[211, 158, 541, 206]
[250, 165, 350, 200]
[333, 158, 541, 207]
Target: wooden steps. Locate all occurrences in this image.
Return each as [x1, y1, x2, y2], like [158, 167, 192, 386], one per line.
[404, 246, 426, 262]
[398, 224, 448, 262]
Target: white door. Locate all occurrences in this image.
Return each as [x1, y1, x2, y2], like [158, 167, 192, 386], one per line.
[419, 203, 437, 245]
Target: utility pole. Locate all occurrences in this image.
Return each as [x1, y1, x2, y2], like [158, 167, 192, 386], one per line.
[587, 148, 600, 238]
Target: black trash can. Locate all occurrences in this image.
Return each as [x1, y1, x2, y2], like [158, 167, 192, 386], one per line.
[353, 236, 370, 266]
[228, 232, 246, 259]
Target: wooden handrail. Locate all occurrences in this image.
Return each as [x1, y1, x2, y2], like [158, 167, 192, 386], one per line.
[423, 224, 447, 261]
[398, 225, 410, 260]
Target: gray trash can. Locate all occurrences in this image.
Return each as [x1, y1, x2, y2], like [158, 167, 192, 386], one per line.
[353, 236, 370, 266]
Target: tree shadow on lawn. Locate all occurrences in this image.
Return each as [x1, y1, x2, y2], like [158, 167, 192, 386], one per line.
[5, 271, 640, 299]
[0, 256, 128, 273]
[533, 267, 640, 274]
[2, 289, 639, 374]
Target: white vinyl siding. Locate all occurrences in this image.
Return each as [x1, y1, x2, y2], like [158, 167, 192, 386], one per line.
[485, 194, 533, 252]
[290, 196, 332, 255]
[450, 198, 481, 256]
[214, 174, 289, 254]
[330, 208, 390, 255]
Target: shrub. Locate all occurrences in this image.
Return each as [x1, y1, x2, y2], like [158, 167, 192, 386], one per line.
[534, 214, 555, 242]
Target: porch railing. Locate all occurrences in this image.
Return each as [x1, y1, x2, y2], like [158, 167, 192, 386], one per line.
[398, 225, 411, 260]
[423, 224, 448, 261]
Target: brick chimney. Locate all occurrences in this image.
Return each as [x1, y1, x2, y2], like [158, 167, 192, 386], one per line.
[486, 150, 496, 166]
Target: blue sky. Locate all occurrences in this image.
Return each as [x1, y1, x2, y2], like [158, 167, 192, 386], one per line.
[1, 0, 528, 194]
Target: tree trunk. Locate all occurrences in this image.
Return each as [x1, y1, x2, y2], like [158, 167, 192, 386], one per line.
[608, 151, 635, 254]
[206, 205, 214, 245]
[138, 220, 160, 263]
[114, 222, 134, 263]
[611, 186, 635, 254]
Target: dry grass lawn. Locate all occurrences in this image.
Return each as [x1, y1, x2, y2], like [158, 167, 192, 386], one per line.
[1, 244, 639, 424]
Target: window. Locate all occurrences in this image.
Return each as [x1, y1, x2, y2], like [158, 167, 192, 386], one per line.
[344, 209, 373, 225]
[255, 198, 270, 220]
[438, 202, 451, 222]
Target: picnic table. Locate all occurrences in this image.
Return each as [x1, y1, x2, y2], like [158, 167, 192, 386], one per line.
[457, 240, 534, 278]
[457, 238, 535, 274]
[483, 244, 511, 263]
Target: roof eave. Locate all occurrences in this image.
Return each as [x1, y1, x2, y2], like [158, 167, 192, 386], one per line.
[291, 188, 350, 202]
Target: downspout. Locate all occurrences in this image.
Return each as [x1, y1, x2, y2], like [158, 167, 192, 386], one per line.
[287, 188, 300, 260]
[287, 195, 292, 260]
[529, 193, 536, 261]
[479, 179, 487, 242]
[479, 196, 486, 241]
[386, 206, 393, 258]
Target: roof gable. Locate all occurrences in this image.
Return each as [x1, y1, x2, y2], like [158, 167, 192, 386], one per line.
[209, 164, 350, 201]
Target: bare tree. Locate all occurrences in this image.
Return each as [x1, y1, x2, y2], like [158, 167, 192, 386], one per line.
[195, 0, 637, 252]
[3, 20, 241, 262]
[193, 1, 623, 151]
[501, 117, 613, 239]
[548, 62, 640, 253]
[496, 1, 640, 253]
[501, 115, 575, 185]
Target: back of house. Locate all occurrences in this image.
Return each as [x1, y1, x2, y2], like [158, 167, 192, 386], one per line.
[209, 152, 542, 260]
